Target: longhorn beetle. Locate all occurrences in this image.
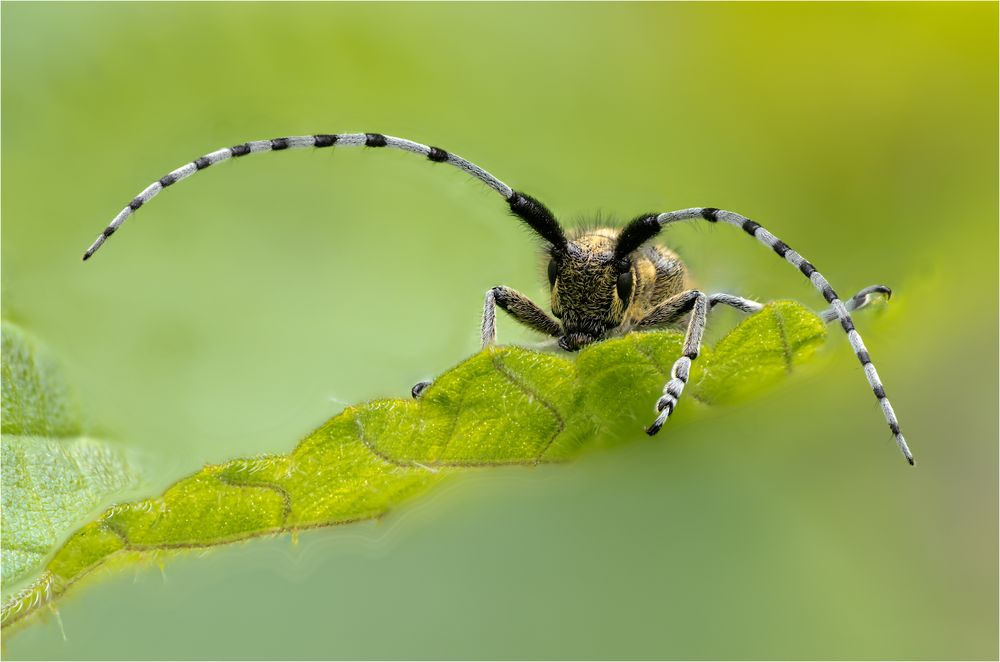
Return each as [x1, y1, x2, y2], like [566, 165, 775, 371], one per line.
[83, 132, 913, 464]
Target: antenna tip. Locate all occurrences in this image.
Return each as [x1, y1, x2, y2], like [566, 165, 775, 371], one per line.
[907, 455, 915, 466]
[82, 250, 93, 261]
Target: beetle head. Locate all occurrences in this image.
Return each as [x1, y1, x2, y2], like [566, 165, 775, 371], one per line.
[548, 231, 637, 350]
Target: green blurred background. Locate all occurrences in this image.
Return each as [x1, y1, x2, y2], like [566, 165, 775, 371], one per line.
[2, 2, 996, 659]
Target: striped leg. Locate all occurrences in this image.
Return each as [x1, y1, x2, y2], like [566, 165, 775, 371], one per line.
[644, 290, 709, 435]
[713, 285, 891, 322]
[820, 285, 891, 323]
[642, 286, 889, 333]
[654, 208, 913, 464]
[708, 293, 764, 315]
[84, 132, 568, 259]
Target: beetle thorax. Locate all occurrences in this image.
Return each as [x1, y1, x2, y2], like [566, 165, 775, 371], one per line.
[550, 230, 629, 349]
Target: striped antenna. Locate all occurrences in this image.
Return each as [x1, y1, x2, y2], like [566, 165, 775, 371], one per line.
[83, 133, 530, 260]
[656, 208, 914, 465]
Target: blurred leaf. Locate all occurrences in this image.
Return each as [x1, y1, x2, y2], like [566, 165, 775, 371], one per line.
[1, 302, 824, 632]
[2, 321, 81, 438]
[0, 322, 142, 604]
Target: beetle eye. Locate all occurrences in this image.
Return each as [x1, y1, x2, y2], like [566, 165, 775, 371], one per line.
[616, 270, 633, 303]
[547, 258, 558, 286]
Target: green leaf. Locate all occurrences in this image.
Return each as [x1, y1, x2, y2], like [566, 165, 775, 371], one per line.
[1, 322, 141, 603]
[695, 301, 828, 404]
[0, 302, 825, 632]
[2, 321, 81, 438]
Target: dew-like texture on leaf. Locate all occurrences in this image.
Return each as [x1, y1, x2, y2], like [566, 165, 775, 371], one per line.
[1, 302, 825, 632]
[0, 322, 142, 602]
[2, 322, 80, 438]
[695, 303, 827, 404]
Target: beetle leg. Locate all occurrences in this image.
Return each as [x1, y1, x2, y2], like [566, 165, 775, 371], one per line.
[641, 290, 709, 435]
[481, 286, 562, 348]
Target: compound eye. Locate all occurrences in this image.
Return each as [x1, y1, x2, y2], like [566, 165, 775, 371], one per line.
[547, 258, 558, 286]
[616, 270, 633, 303]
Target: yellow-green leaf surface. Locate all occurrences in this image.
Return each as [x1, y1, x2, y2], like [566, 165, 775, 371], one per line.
[1, 322, 141, 604]
[0, 302, 825, 633]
